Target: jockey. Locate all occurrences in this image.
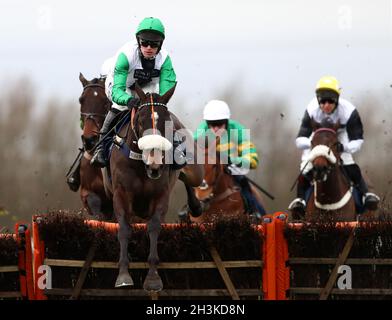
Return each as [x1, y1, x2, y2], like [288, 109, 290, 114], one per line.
[288, 76, 380, 214]
[194, 100, 265, 217]
[90, 17, 177, 168]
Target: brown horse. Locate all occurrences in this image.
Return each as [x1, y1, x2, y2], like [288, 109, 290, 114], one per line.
[305, 119, 356, 221]
[78, 73, 113, 220]
[103, 84, 203, 291]
[187, 140, 265, 223]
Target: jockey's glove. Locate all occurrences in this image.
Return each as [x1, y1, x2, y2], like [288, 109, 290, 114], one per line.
[127, 97, 140, 109]
[226, 163, 249, 176]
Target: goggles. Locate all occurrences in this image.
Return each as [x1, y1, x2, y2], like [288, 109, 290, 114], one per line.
[139, 39, 161, 48]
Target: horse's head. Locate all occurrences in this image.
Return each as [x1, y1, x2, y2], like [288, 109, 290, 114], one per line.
[195, 149, 224, 201]
[309, 118, 341, 181]
[195, 138, 226, 201]
[79, 73, 111, 152]
[133, 83, 176, 179]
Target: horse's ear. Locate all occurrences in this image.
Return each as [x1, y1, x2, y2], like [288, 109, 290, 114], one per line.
[161, 82, 177, 104]
[79, 73, 88, 87]
[134, 83, 147, 101]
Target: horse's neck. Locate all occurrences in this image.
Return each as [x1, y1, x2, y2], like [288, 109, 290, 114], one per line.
[315, 165, 350, 203]
[213, 171, 235, 195]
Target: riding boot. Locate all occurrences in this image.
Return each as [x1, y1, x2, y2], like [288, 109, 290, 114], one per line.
[357, 175, 380, 211]
[232, 175, 264, 217]
[66, 159, 81, 192]
[90, 109, 119, 168]
[288, 174, 310, 213]
[344, 164, 380, 210]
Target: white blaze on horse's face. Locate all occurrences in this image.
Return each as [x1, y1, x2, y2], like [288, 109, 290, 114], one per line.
[152, 112, 159, 125]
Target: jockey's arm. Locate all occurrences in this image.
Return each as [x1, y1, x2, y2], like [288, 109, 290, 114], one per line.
[159, 56, 177, 95]
[230, 120, 259, 170]
[295, 110, 312, 150]
[112, 53, 132, 106]
[343, 109, 364, 154]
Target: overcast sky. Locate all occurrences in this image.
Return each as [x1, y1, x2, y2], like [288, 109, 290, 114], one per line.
[1, 0, 391, 114]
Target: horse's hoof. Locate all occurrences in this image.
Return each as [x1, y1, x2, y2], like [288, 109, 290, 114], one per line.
[143, 274, 163, 292]
[115, 273, 134, 287]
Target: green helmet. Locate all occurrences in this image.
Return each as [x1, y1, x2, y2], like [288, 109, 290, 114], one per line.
[135, 17, 165, 41]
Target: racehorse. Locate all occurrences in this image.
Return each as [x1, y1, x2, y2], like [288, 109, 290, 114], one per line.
[103, 83, 203, 291]
[78, 73, 113, 220]
[188, 139, 265, 223]
[305, 119, 356, 222]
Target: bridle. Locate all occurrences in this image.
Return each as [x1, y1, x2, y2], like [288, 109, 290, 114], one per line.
[311, 128, 345, 182]
[80, 83, 111, 126]
[130, 95, 168, 142]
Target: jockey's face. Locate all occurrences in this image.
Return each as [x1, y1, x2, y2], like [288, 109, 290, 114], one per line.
[319, 99, 337, 115]
[139, 39, 160, 59]
[207, 120, 227, 136]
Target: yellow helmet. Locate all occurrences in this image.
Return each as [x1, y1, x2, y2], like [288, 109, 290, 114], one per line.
[315, 76, 341, 95]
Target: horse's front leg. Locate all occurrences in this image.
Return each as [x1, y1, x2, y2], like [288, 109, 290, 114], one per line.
[114, 194, 134, 287]
[143, 207, 163, 292]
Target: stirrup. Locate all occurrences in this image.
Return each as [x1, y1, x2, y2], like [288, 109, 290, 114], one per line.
[288, 198, 306, 211]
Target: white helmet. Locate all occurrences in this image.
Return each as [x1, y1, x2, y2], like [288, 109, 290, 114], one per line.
[203, 100, 231, 121]
[100, 57, 115, 78]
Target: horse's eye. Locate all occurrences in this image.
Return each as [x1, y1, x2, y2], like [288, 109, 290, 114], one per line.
[79, 96, 84, 104]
